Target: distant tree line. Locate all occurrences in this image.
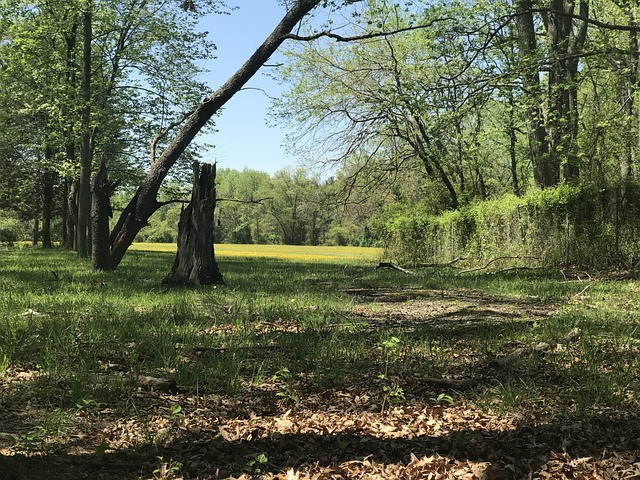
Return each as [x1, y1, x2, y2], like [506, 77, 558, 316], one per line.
[133, 166, 382, 247]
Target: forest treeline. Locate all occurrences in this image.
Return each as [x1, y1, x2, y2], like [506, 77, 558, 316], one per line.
[4, 0, 640, 268]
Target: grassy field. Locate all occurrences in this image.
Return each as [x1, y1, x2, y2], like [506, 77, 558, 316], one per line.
[130, 242, 384, 263]
[1, 245, 639, 479]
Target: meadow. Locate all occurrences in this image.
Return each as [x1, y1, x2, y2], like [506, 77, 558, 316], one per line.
[0, 245, 639, 479]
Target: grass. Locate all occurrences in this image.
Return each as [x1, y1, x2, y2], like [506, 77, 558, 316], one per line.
[1, 245, 640, 477]
[130, 242, 384, 263]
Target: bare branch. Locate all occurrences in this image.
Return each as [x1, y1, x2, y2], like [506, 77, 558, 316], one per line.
[285, 17, 455, 43]
[150, 109, 196, 165]
[155, 199, 189, 208]
[217, 197, 273, 205]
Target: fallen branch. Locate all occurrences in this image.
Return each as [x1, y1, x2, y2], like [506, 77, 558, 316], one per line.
[89, 373, 178, 394]
[459, 256, 540, 274]
[418, 254, 469, 269]
[491, 327, 582, 368]
[495, 266, 542, 274]
[376, 262, 415, 275]
[0, 432, 20, 444]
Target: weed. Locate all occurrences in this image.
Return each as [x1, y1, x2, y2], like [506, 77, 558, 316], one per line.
[377, 336, 405, 411]
[247, 453, 269, 474]
[272, 368, 300, 405]
[431, 393, 455, 406]
[14, 425, 48, 454]
[153, 456, 183, 479]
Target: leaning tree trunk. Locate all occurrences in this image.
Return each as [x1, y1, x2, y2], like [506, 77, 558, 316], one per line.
[164, 162, 223, 287]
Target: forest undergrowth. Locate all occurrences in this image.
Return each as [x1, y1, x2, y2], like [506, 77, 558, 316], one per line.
[1, 247, 639, 479]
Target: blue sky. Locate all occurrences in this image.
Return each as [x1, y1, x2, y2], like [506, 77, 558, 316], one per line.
[195, 2, 296, 175]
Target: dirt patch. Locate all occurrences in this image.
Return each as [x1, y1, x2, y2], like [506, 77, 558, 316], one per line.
[347, 287, 554, 333]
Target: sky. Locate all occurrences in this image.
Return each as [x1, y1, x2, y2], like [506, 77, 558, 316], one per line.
[194, 2, 297, 175]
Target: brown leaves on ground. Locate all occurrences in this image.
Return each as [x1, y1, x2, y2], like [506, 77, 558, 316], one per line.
[3, 387, 639, 479]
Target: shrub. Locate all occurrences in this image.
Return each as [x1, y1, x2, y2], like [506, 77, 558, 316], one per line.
[379, 183, 640, 269]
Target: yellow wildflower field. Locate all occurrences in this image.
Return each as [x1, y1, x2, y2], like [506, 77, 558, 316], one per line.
[130, 242, 383, 263]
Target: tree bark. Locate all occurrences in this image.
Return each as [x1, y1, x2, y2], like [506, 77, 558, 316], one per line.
[67, 180, 78, 250]
[32, 217, 39, 246]
[516, 0, 553, 188]
[77, 2, 93, 258]
[163, 162, 223, 286]
[622, 5, 640, 182]
[41, 166, 55, 249]
[108, 0, 322, 270]
[91, 157, 119, 270]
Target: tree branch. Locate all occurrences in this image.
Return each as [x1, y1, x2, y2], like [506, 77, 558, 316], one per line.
[285, 17, 455, 43]
[217, 197, 273, 205]
[150, 109, 196, 165]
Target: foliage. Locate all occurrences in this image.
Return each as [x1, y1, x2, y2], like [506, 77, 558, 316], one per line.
[377, 182, 640, 269]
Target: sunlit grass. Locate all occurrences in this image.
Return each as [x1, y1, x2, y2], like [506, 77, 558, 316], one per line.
[130, 242, 384, 263]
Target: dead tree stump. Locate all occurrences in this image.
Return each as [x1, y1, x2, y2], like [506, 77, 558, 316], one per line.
[163, 161, 224, 286]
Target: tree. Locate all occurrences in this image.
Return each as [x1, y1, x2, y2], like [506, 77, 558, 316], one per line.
[515, 0, 588, 188]
[0, 0, 218, 251]
[273, 0, 517, 209]
[105, 0, 337, 270]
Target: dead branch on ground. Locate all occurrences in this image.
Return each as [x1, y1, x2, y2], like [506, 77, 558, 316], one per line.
[376, 262, 415, 275]
[459, 256, 540, 274]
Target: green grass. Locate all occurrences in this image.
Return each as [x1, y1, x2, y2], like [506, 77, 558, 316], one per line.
[1, 245, 639, 461]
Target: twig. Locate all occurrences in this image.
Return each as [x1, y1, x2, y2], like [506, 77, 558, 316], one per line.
[422, 377, 477, 390]
[89, 373, 178, 394]
[573, 284, 591, 297]
[217, 197, 273, 205]
[150, 109, 195, 165]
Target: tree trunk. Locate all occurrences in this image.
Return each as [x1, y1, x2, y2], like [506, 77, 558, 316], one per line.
[108, 0, 321, 270]
[622, 6, 639, 182]
[32, 217, 39, 246]
[41, 164, 55, 249]
[92, 157, 119, 270]
[77, 2, 92, 258]
[515, 0, 553, 188]
[507, 94, 521, 195]
[164, 162, 223, 286]
[61, 177, 68, 248]
[67, 180, 78, 250]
